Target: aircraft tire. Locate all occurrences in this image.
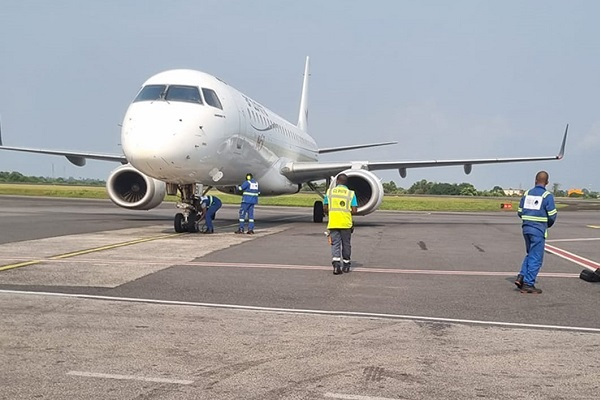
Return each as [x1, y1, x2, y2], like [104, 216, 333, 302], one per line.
[187, 212, 199, 233]
[174, 213, 186, 233]
[313, 201, 324, 223]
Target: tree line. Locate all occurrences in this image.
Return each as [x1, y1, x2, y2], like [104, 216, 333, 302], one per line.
[304, 179, 599, 198]
[2, 171, 598, 198]
[302, 179, 498, 196]
[0, 171, 105, 186]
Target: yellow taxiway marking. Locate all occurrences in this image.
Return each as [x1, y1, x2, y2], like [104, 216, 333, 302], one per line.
[0, 233, 179, 272]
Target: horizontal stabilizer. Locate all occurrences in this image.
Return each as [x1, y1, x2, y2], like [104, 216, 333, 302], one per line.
[318, 141, 397, 154]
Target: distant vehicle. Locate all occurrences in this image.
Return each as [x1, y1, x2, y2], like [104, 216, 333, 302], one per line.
[0, 57, 568, 231]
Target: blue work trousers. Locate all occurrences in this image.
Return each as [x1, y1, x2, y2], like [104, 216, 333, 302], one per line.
[519, 233, 545, 286]
[204, 202, 221, 231]
[238, 203, 255, 230]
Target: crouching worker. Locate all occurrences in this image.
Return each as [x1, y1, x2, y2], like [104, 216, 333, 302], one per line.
[324, 174, 358, 275]
[198, 195, 222, 234]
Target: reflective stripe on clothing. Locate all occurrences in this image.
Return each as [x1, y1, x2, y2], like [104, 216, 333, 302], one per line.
[326, 186, 354, 229]
[239, 179, 260, 204]
[521, 215, 549, 222]
[518, 185, 557, 236]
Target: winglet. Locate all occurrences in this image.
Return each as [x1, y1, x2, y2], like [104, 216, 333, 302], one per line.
[0, 115, 3, 146]
[297, 56, 310, 133]
[557, 124, 568, 159]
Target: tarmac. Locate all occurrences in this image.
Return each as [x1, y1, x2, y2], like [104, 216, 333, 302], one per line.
[0, 196, 598, 399]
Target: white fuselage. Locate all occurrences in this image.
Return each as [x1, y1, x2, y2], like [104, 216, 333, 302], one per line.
[121, 69, 317, 195]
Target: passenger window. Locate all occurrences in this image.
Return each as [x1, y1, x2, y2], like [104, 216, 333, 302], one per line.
[133, 85, 166, 102]
[165, 85, 202, 104]
[202, 88, 223, 110]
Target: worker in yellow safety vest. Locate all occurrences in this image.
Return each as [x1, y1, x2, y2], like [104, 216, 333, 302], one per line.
[324, 173, 358, 275]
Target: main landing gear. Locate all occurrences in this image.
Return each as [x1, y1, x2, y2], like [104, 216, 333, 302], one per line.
[172, 183, 209, 233]
[306, 180, 328, 223]
[313, 201, 324, 223]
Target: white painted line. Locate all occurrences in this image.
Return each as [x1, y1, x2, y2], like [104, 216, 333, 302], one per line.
[325, 393, 398, 400]
[1, 289, 598, 333]
[545, 244, 600, 271]
[547, 238, 600, 243]
[66, 371, 193, 385]
[3, 257, 579, 279]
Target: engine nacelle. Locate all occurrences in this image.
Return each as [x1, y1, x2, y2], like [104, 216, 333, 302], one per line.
[106, 164, 166, 210]
[334, 169, 384, 216]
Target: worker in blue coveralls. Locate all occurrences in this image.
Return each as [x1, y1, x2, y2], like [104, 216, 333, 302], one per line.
[236, 173, 260, 234]
[515, 171, 558, 294]
[198, 194, 222, 234]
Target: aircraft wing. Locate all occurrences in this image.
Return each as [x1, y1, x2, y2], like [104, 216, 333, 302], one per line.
[318, 141, 397, 154]
[0, 145, 127, 166]
[282, 125, 568, 183]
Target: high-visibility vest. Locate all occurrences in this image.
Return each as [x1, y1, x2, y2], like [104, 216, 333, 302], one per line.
[326, 186, 354, 229]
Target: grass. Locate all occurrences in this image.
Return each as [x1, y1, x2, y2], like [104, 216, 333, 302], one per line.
[0, 183, 526, 212]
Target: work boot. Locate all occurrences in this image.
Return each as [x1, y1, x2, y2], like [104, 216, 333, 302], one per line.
[235, 229, 244, 234]
[203, 229, 214, 234]
[520, 284, 542, 294]
[514, 274, 524, 289]
[332, 262, 342, 275]
[246, 230, 255, 234]
[342, 263, 351, 273]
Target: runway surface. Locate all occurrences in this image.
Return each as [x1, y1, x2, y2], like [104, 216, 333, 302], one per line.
[0, 196, 598, 399]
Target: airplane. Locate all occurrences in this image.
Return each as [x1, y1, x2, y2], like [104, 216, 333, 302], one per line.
[0, 57, 568, 232]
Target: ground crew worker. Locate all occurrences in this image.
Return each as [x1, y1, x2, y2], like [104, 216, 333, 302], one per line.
[324, 173, 358, 275]
[236, 173, 259, 234]
[197, 194, 222, 234]
[515, 171, 558, 294]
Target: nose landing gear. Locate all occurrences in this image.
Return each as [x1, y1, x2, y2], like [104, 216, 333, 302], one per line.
[174, 210, 199, 233]
[173, 183, 209, 233]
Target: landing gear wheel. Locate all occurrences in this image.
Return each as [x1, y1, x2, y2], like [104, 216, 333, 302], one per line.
[187, 212, 199, 233]
[313, 201, 324, 223]
[174, 213, 186, 233]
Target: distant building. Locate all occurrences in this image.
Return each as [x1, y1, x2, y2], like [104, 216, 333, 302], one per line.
[503, 188, 524, 197]
[568, 188, 584, 197]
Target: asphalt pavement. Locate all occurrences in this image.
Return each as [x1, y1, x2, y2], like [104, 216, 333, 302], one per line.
[0, 196, 598, 399]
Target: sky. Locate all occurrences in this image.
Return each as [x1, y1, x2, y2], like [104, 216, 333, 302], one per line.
[0, 0, 598, 191]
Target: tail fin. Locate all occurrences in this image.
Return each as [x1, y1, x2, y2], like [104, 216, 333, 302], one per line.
[297, 56, 310, 133]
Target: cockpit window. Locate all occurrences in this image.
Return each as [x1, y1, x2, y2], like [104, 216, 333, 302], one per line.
[133, 84, 203, 105]
[166, 85, 203, 104]
[202, 88, 223, 110]
[133, 85, 166, 102]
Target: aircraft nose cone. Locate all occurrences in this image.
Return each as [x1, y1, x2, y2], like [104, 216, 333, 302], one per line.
[121, 103, 205, 174]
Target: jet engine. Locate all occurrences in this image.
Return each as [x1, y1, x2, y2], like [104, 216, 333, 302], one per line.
[106, 164, 166, 210]
[336, 169, 384, 216]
